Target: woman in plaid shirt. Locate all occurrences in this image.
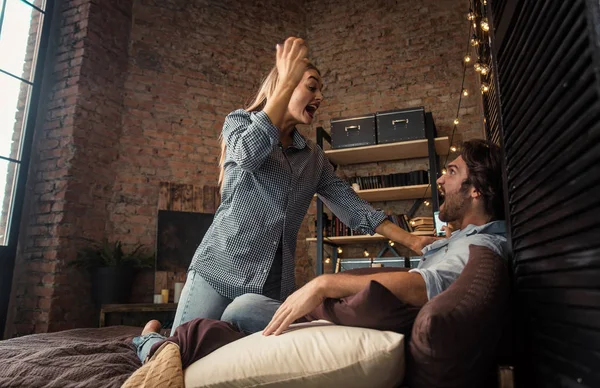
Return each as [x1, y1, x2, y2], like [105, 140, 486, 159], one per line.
[134, 37, 436, 362]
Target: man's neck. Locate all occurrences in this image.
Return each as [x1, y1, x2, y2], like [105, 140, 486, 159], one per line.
[458, 212, 492, 230]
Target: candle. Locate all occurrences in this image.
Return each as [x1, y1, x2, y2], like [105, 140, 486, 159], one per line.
[174, 282, 184, 304]
[161, 289, 169, 303]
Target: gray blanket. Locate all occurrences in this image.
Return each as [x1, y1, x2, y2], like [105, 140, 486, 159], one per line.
[0, 326, 142, 388]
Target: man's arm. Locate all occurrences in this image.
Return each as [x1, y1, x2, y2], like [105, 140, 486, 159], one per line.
[316, 270, 428, 306]
[262, 271, 428, 336]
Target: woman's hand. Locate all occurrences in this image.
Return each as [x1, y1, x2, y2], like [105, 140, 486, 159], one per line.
[410, 235, 443, 254]
[263, 278, 325, 336]
[275, 37, 309, 90]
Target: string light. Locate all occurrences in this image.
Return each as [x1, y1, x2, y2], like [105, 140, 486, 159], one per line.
[423, 200, 430, 206]
[481, 18, 490, 32]
[363, 249, 369, 257]
[388, 240, 395, 246]
[414, 4, 492, 212]
[337, 247, 343, 254]
[410, 220, 416, 225]
[325, 257, 331, 264]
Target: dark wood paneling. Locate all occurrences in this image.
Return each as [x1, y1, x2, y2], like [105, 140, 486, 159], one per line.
[492, 0, 600, 386]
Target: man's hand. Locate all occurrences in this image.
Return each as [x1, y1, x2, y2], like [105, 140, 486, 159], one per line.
[263, 278, 325, 336]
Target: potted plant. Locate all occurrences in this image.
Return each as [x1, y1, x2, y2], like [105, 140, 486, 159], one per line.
[70, 239, 154, 305]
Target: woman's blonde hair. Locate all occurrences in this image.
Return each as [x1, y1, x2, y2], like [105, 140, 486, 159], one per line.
[217, 62, 320, 190]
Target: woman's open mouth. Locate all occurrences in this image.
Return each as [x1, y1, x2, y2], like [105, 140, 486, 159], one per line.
[305, 104, 318, 119]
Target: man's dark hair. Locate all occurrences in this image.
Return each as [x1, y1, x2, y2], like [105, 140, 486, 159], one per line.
[459, 139, 505, 221]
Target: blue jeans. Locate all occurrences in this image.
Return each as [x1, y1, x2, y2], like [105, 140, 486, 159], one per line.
[133, 270, 281, 362]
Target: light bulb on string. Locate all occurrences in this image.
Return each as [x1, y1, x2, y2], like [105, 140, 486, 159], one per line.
[388, 240, 395, 246]
[411, 220, 416, 226]
[325, 257, 331, 264]
[442, 168, 447, 175]
[470, 35, 479, 46]
[472, 21, 477, 30]
[481, 83, 490, 93]
[363, 249, 370, 257]
[467, 9, 476, 21]
[450, 145, 457, 152]
[337, 247, 343, 254]
[453, 118, 460, 125]
[424, 200, 431, 207]
[481, 18, 490, 32]
[474, 62, 482, 72]
[462, 89, 469, 97]
[464, 54, 471, 63]
[480, 64, 490, 75]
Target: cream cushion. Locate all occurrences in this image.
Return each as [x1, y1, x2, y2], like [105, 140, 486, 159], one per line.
[184, 320, 405, 388]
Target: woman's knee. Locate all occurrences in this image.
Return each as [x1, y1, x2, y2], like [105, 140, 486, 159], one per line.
[221, 293, 269, 322]
[221, 293, 281, 334]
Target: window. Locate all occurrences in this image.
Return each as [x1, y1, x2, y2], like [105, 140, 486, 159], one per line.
[0, 0, 47, 246]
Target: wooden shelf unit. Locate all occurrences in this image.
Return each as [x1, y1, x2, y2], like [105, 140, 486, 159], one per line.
[314, 114, 443, 275]
[313, 184, 431, 202]
[324, 137, 449, 165]
[356, 184, 431, 202]
[306, 231, 434, 245]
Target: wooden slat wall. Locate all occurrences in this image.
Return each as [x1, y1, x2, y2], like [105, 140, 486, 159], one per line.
[491, 0, 600, 386]
[155, 182, 220, 300]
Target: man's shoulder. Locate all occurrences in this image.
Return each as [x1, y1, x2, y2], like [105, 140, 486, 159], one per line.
[459, 232, 508, 258]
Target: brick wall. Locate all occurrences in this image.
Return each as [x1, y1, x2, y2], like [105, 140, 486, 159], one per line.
[6, 0, 482, 336]
[106, 0, 306, 247]
[5, 0, 134, 337]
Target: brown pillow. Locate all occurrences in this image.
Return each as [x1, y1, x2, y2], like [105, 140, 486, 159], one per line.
[304, 267, 421, 333]
[407, 244, 511, 388]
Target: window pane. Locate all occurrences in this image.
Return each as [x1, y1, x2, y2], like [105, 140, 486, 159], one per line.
[0, 73, 31, 162]
[0, 159, 19, 246]
[0, 0, 44, 82]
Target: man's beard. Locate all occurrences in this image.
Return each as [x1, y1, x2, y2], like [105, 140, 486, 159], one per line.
[439, 190, 468, 223]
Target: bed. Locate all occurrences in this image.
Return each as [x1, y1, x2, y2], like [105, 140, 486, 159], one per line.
[0, 326, 141, 388]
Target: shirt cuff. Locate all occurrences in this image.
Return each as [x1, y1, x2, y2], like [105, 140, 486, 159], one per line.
[408, 268, 441, 300]
[365, 209, 387, 235]
[253, 111, 280, 146]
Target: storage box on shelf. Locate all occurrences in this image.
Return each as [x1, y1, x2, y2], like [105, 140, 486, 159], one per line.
[310, 110, 447, 275]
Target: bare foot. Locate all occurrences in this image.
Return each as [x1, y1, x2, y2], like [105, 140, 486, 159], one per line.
[141, 320, 162, 335]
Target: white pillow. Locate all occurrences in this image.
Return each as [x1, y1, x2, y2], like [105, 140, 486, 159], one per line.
[184, 320, 405, 388]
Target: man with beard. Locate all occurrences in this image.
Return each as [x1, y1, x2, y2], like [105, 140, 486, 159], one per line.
[262, 139, 508, 336]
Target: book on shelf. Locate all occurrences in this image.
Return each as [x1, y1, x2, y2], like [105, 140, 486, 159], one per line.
[320, 213, 436, 238]
[347, 170, 429, 190]
[409, 216, 434, 234]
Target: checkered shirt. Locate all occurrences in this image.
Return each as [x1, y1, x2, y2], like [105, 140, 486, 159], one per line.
[191, 109, 386, 300]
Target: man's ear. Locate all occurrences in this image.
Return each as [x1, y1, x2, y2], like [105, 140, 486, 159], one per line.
[470, 187, 481, 199]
